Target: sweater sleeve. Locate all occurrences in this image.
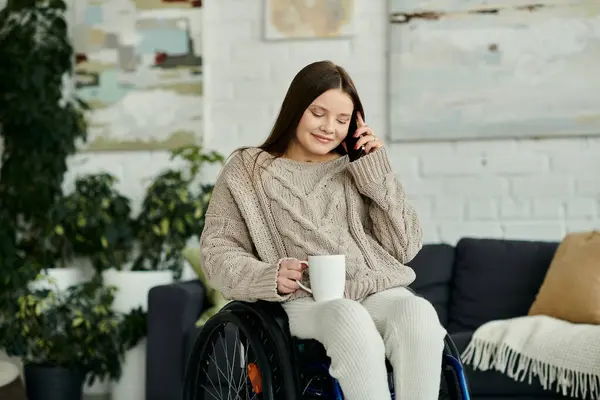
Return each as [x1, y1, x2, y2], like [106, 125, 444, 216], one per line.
[346, 148, 423, 264]
[199, 170, 290, 303]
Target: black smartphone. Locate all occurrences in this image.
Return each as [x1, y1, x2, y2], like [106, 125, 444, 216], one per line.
[344, 111, 365, 162]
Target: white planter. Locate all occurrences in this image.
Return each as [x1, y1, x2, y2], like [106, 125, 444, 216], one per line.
[113, 339, 148, 400]
[102, 269, 174, 400]
[0, 360, 20, 388]
[0, 351, 22, 380]
[102, 269, 173, 313]
[83, 377, 110, 396]
[67, 257, 96, 281]
[28, 267, 87, 293]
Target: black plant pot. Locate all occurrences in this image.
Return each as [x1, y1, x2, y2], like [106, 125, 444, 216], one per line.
[24, 364, 84, 400]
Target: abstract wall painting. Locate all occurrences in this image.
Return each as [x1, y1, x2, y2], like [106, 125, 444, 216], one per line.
[388, 0, 600, 141]
[73, 0, 203, 151]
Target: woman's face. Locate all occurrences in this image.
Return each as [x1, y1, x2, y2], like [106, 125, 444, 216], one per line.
[288, 89, 354, 162]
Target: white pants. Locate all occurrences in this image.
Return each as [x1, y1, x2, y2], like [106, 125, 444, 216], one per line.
[282, 287, 446, 400]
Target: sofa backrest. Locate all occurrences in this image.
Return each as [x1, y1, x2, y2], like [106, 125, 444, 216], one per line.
[447, 238, 559, 333]
[408, 243, 456, 327]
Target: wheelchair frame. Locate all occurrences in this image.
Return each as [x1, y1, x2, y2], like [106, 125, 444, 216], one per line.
[184, 299, 471, 400]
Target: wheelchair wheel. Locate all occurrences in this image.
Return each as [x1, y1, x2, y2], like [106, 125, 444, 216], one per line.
[222, 301, 299, 400]
[183, 310, 276, 400]
[438, 337, 471, 400]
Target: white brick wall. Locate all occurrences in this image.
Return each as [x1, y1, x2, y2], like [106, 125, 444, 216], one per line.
[71, 0, 599, 244]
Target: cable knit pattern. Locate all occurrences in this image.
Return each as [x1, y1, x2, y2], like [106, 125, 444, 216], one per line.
[263, 156, 365, 278]
[199, 147, 423, 303]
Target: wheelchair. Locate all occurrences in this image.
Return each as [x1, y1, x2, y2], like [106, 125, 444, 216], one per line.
[183, 299, 471, 400]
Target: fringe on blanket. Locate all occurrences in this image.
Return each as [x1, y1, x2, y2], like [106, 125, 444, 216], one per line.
[462, 338, 600, 400]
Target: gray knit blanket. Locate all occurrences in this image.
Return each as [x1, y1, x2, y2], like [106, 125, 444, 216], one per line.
[461, 315, 600, 400]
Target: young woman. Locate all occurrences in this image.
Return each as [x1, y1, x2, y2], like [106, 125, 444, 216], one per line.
[200, 60, 446, 399]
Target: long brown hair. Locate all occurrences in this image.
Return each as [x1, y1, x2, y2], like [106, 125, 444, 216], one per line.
[228, 61, 365, 177]
[260, 60, 365, 157]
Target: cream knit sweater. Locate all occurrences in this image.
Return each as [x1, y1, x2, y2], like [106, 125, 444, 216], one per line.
[199, 147, 423, 303]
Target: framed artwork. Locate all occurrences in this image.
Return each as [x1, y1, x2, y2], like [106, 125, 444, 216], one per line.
[73, 0, 203, 151]
[264, 0, 356, 40]
[388, 0, 600, 141]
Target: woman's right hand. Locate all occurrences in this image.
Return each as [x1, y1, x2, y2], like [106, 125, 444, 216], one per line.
[277, 258, 307, 294]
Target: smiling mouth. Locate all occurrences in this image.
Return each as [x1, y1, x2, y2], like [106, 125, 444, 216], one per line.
[311, 133, 334, 144]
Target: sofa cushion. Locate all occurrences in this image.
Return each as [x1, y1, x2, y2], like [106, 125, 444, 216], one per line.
[448, 238, 558, 332]
[529, 231, 600, 324]
[408, 243, 455, 327]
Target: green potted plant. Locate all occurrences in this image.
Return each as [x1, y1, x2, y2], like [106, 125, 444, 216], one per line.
[101, 144, 223, 399]
[54, 173, 134, 271]
[45, 172, 134, 396]
[0, 0, 88, 370]
[23, 173, 134, 303]
[102, 144, 223, 285]
[0, 278, 126, 400]
[0, 0, 88, 291]
[40, 173, 135, 397]
[133, 144, 224, 278]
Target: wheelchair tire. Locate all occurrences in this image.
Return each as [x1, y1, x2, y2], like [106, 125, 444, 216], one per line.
[183, 310, 276, 400]
[442, 337, 471, 400]
[222, 302, 299, 400]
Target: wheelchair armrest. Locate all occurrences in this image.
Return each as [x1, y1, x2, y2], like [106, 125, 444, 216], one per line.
[254, 300, 290, 332]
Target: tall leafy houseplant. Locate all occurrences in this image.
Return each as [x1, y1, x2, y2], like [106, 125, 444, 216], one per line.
[0, 0, 87, 292]
[101, 145, 223, 399]
[52, 173, 149, 395]
[134, 145, 224, 279]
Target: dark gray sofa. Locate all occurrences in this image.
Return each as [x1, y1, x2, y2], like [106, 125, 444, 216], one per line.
[146, 237, 573, 400]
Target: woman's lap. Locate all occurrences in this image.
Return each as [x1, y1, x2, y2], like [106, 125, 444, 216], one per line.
[281, 286, 446, 399]
[281, 285, 442, 340]
[282, 295, 376, 341]
[282, 291, 390, 397]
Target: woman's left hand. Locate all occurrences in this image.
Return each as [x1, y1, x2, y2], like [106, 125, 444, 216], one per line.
[351, 112, 384, 155]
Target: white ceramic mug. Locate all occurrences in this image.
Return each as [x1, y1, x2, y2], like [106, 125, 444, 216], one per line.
[297, 255, 346, 302]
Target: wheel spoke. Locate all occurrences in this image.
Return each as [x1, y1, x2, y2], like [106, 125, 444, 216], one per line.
[233, 333, 248, 399]
[186, 316, 273, 400]
[203, 331, 226, 399]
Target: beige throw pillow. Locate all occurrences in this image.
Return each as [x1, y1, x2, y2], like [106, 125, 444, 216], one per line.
[528, 230, 600, 325]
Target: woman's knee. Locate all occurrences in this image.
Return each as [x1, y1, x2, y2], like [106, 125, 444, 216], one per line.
[317, 299, 386, 365]
[390, 296, 444, 338]
[318, 299, 382, 346]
